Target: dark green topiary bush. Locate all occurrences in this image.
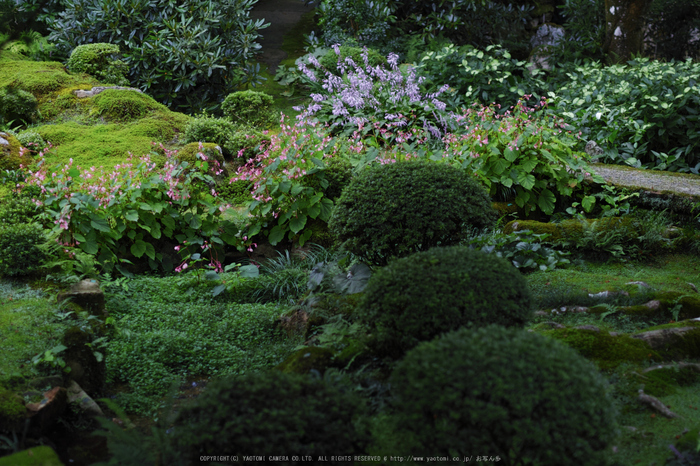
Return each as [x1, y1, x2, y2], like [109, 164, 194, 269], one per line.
[221, 90, 277, 129]
[386, 325, 618, 465]
[357, 246, 532, 358]
[0, 223, 47, 277]
[169, 371, 367, 463]
[329, 161, 497, 265]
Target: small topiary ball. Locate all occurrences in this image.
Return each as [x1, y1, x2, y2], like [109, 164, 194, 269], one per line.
[182, 114, 238, 157]
[387, 325, 619, 465]
[221, 90, 277, 128]
[169, 371, 367, 464]
[329, 161, 497, 265]
[357, 246, 532, 357]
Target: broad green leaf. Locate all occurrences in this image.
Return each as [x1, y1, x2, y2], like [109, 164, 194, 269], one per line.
[125, 210, 139, 222]
[289, 215, 307, 234]
[80, 241, 99, 255]
[582, 195, 596, 212]
[90, 217, 112, 232]
[504, 147, 517, 162]
[130, 240, 148, 258]
[517, 172, 536, 191]
[239, 264, 259, 278]
[491, 158, 509, 175]
[269, 225, 285, 245]
[537, 189, 556, 214]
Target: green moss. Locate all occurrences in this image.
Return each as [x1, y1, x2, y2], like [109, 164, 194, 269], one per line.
[0, 386, 25, 432]
[504, 217, 640, 245]
[541, 328, 660, 370]
[92, 89, 166, 122]
[0, 59, 99, 101]
[0, 131, 22, 171]
[0, 446, 64, 465]
[275, 346, 336, 374]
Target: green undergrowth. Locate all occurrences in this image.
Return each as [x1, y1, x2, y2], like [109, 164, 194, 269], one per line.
[102, 273, 301, 415]
[0, 281, 70, 382]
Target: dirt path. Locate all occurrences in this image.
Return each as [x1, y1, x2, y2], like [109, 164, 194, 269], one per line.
[251, 0, 314, 73]
[591, 163, 700, 200]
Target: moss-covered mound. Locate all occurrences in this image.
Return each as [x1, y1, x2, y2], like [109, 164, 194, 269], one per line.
[542, 327, 660, 370]
[0, 386, 26, 433]
[0, 131, 23, 171]
[92, 89, 166, 122]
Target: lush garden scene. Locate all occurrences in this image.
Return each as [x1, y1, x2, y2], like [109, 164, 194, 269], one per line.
[2, 0, 700, 464]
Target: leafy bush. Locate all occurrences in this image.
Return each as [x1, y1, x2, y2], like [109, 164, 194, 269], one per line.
[329, 161, 497, 265]
[547, 58, 700, 171]
[440, 98, 596, 215]
[0, 222, 47, 277]
[169, 371, 367, 462]
[16, 130, 47, 154]
[0, 87, 38, 126]
[315, 0, 395, 49]
[386, 325, 618, 465]
[225, 126, 271, 161]
[356, 246, 532, 358]
[415, 43, 546, 111]
[552, 0, 606, 63]
[47, 0, 268, 112]
[221, 90, 276, 129]
[467, 229, 571, 271]
[183, 115, 238, 157]
[66, 43, 129, 86]
[174, 143, 226, 176]
[0, 195, 41, 225]
[25, 151, 239, 275]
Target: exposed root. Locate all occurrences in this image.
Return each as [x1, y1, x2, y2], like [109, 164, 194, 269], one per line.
[638, 389, 680, 418]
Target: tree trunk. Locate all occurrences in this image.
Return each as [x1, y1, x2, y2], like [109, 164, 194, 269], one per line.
[603, 0, 653, 63]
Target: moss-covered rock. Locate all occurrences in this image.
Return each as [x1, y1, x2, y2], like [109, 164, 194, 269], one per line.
[0, 446, 64, 466]
[504, 217, 640, 243]
[632, 323, 700, 360]
[0, 131, 23, 171]
[276, 346, 336, 375]
[0, 386, 26, 433]
[0, 87, 38, 125]
[541, 327, 660, 370]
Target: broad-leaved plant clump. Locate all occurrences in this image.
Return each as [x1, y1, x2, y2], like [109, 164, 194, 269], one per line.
[169, 371, 367, 462]
[23, 144, 241, 275]
[387, 325, 619, 465]
[357, 246, 532, 358]
[330, 161, 497, 265]
[547, 58, 700, 172]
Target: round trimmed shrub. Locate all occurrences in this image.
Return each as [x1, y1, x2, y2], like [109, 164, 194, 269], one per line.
[66, 43, 129, 86]
[175, 142, 226, 176]
[329, 161, 497, 265]
[221, 90, 277, 128]
[357, 246, 532, 357]
[183, 115, 238, 156]
[169, 371, 367, 463]
[224, 126, 270, 161]
[387, 325, 619, 465]
[0, 87, 38, 125]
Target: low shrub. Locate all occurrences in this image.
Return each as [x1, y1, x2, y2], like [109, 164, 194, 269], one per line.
[225, 126, 270, 161]
[0, 222, 47, 277]
[329, 161, 497, 265]
[175, 142, 226, 175]
[386, 325, 618, 465]
[356, 246, 532, 358]
[16, 129, 47, 154]
[0, 87, 38, 126]
[0, 195, 41, 225]
[169, 371, 367, 462]
[547, 58, 700, 171]
[66, 43, 129, 86]
[221, 90, 276, 129]
[182, 114, 238, 157]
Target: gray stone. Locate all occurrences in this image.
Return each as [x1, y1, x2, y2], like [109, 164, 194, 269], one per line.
[67, 380, 104, 417]
[73, 86, 143, 98]
[57, 279, 105, 316]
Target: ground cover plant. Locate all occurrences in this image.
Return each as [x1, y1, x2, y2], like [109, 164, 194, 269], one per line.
[3, 4, 700, 465]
